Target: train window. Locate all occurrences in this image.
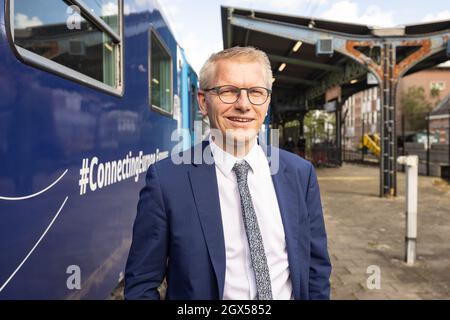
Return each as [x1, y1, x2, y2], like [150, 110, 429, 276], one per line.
[10, 0, 122, 95]
[150, 31, 173, 115]
[81, 0, 120, 34]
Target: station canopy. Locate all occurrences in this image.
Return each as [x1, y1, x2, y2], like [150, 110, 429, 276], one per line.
[221, 6, 450, 122]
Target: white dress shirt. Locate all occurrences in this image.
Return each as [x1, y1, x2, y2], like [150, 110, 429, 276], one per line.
[209, 136, 293, 300]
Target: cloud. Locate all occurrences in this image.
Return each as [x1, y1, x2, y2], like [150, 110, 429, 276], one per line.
[222, 0, 328, 14]
[152, 0, 186, 48]
[14, 13, 43, 29]
[161, 1, 183, 33]
[438, 60, 450, 67]
[178, 31, 222, 73]
[164, 3, 181, 18]
[124, 4, 131, 15]
[102, 2, 119, 16]
[320, 1, 395, 27]
[134, 0, 152, 8]
[421, 10, 450, 23]
[278, 0, 328, 11]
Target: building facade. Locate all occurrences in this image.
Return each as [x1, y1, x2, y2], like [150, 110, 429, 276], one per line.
[343, 63, 450, 150]
[429, 94, 450, 144]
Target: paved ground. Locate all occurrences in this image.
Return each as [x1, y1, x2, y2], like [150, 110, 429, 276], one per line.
[112, 163, 450, 300]
[318, 163, 450, 299]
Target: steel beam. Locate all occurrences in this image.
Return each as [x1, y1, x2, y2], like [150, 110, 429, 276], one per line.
[228, 11, 450, 197]
[275, 75, 318, 86]
[268, 54, 343, 72]
[305, 61, 367, 101]
[227, 8, 234, 48]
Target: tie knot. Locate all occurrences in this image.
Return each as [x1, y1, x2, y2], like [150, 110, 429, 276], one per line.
[232, 160, 251, 182]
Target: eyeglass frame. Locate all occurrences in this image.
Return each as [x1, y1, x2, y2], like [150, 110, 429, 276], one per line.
[202, 85, 272, 105]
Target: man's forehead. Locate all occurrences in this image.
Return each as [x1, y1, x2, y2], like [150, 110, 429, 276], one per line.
[215, 58, 260, 68]
[213, 59, 265, 81]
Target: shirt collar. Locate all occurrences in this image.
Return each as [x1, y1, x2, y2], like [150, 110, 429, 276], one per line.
[208, 135, 260, 177]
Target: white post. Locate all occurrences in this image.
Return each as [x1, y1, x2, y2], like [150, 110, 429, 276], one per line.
[397, 155, 418, 265]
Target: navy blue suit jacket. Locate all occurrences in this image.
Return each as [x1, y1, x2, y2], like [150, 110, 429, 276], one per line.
[124, 141, 331, 299]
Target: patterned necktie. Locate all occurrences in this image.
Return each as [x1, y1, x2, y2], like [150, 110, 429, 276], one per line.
[232, 160, 273, 300]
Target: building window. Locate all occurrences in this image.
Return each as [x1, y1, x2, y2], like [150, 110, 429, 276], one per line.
[149, 30, 173, 115]
[10, 0, 123, 95]
[430, 81, 445, 91]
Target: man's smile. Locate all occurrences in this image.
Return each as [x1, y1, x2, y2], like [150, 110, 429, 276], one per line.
[226, 116, 255, 126]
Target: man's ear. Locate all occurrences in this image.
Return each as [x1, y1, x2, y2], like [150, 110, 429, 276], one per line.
[265, 97, 271, 117]
[197, 91, 208, 116]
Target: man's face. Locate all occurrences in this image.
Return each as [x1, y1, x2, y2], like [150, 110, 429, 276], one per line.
[198, 59, 270, 145]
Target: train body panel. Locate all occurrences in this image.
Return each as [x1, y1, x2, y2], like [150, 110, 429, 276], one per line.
[0, 0, 197, 299]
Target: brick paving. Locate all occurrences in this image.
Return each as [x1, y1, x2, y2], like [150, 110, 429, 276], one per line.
[112, 163, 450, 300]
[318, 163, 450, 299]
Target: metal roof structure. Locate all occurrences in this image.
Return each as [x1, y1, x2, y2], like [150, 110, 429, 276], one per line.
[221, 6, 450, 196]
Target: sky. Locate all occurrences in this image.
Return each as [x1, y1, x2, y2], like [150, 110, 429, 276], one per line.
[155, 0, 450, 73]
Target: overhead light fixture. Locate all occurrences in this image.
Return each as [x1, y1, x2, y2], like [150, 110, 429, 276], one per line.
[152, 78, 160, 85]
[292, 41, 303, 52]
[278, 63, 286, 72]
[350, 79, 358, 84]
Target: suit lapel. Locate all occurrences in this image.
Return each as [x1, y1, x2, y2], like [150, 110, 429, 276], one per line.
[188, 141, 226, 299]
[262, 144, 302, 299]
[187, 141, 302, 299]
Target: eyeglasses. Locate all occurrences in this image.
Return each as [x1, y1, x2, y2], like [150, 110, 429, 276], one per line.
[203, 85, 272, 105]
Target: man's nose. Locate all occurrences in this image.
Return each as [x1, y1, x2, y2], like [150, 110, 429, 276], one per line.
[235, 89, 252, 111]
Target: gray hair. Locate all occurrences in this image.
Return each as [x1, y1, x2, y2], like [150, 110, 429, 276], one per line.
[199, 46, 273, 90]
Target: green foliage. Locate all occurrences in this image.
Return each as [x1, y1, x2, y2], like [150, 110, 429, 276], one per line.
[430, 87, 440, 100]
[304, 111, 334, 149]
[401, 86, 432, 132]
[430, 87, 441, 107]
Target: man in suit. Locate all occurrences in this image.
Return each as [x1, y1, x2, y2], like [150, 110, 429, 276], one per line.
[124, 46, 331, 300]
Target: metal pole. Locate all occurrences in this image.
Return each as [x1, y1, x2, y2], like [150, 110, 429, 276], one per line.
[427, 112, 430, 176]
[397, 155, 418, 266]
[401, 114, 406, 172]
[343, 112, 346, 162]
[379, 43, 397, 196]
[336, 107, 342, 166]
[362, 114, 365, 163]
[381, 43, 390, 197]
[389, 44, 397, 197]
[380, 83, 385, 197]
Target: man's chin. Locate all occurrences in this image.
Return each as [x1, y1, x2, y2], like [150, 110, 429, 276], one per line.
[232, 135, 254, 145]
[210, 128, 258, 147]
[228, 129, 257, 145]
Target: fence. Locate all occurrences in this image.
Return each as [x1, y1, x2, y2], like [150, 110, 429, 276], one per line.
[342, 149, 379, 166]
[404, 143, 450, 178]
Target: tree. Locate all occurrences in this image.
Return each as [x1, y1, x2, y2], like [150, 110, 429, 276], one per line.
[430, 86, 441, 107]
[304, 111, 334, 148]
[401, 86, 432, 132]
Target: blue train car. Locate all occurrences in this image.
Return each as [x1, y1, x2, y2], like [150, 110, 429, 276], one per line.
[0, 0, 198, 299]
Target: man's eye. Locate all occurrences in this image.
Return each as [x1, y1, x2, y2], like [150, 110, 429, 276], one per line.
[220, 88, 238, 95]
[249, 89, 264, 96]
